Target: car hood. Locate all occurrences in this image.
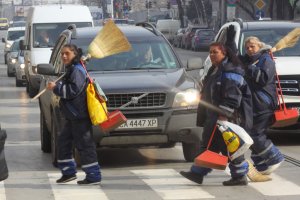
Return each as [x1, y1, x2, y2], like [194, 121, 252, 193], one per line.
[30, 48, 52, 65]
[90, 68, 197, 94]
[275, 57, 300, 75]
[8, 52, 18, 58]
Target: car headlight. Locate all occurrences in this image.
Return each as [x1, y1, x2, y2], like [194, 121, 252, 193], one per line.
[10, 58, 17, 64]
[20, 63, 25, 69]
[172, 88, 200, 107]
[5, 43, 11, 49]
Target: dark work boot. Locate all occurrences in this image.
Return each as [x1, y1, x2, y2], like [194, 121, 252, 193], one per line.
[56, 174, 77, 183]
[222, 175, 248, 186]
[180, 171, 204, 184]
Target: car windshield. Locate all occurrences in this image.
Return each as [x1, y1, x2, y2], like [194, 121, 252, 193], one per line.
[0, 19, 7, 23]
[33, 22, 92, 48]
[240, 28, 300, 57]
[74, 38, 180, 71]
[11, 41, 20, 51]
[7, 30, 25, 40]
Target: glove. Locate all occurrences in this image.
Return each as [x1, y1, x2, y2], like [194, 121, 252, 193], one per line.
[226, 25, 236, 43]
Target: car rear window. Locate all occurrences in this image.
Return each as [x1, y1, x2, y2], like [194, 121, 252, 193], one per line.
[240, 28, 300, 57]
[73, 38, 180, 71]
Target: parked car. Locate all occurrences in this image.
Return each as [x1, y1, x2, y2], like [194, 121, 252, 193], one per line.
[181, 25, 207, 49]
[2, 26, 25, 64]
[6, 38, 22, 77]
[37, 23, 203, 165]
[0, 18, 9, 30]
[191, 29, 215, 51]
[15, 49, 26, 87]
[201, 19, 300, 128]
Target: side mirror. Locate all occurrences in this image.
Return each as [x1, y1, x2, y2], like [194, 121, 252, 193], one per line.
[2, 38, 5, 43]
[186, 57, 203, 71]
[37, 63, 57, 76]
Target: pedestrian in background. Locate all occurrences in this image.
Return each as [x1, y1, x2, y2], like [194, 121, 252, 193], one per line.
[240, 36, 284, 174]
[47, 44, 101, 185]
[180, 42, 253, 186]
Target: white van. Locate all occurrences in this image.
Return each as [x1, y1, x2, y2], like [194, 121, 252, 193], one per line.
[156, 19, 180, 43]
[21, 4, 93, 97]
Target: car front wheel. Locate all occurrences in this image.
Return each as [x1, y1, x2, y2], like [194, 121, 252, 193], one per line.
[182, 142, 201, 162]
[40, 111, 51, 153]
[51, 112, 58, 167]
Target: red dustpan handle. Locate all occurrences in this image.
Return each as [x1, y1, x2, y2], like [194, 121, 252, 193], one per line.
[206, 124, 217, 150]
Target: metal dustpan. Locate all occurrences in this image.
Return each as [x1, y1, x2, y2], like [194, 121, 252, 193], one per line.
[193, 125, 228, 170]
[194, 150, 228, 170]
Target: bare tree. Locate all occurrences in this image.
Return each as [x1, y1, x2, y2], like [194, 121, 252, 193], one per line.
[176, 0, 185, 28]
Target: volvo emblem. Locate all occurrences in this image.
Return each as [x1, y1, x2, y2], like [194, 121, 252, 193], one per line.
[131, 97, 139, 104]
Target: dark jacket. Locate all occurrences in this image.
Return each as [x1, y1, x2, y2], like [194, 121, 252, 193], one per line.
[240, 48, 278, 116]
[53, 63, 89, 120]
[197, 59, 253, 132]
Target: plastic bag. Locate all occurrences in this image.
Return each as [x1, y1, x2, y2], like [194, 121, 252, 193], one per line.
[86, 83, 108, 125]
[217, 120, 253, 160]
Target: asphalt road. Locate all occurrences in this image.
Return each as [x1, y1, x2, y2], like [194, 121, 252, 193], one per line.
[1, 30, 300, 200]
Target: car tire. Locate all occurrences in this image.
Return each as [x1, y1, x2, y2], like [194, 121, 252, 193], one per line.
[15, 78, 23, 87]
[51, 112, 58, 167]
[28, 83, 38, 98]
[182, 142, 201, 162]
[40, 111, 51, 153]
[7, 69, 14, 77]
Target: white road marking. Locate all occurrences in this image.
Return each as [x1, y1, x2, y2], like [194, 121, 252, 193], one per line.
[5, 141, 40, 147]
[225, 165, 300, 196]
[48, 172, 109, 200]
[0, 107, 39, 115]
[0, 182, 6, 200]
[0, 122, 39, 129]
[131, 169, 214, 199]
[250, 174, 300, 196]
[0, 99, 32, 104]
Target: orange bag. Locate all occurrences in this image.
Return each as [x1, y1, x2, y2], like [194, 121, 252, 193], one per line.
[194, 125, 228, 170]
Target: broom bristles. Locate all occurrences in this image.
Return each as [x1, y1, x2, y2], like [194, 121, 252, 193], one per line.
[88, 19, 132, 59]
[272, 28, 300, 52]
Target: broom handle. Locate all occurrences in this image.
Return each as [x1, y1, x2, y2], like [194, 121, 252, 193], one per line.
[207, 124, 217, 150]
[269, 52, 286, 111]
[80, 60, 110, 118]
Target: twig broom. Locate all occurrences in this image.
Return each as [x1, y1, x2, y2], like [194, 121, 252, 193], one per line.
[271, 27, 300, 52]
[84, 19, 132, 60]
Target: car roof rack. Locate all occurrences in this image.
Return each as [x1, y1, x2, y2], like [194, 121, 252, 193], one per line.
[231, 18, 244, 28]
[67, 24, 77, 38]
[135, 22, 160, 36]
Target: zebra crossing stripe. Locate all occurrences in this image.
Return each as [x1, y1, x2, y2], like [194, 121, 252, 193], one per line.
[225, 167, 300, 196]
[0, 181, 6, 200]
[48, 172, 109, 200]
[249, 174, 300, 196]
[131, 169, 215, 199]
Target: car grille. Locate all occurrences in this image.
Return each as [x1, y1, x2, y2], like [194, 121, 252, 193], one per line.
[107, 93, 166, 108]
[277, 75, 300, 96]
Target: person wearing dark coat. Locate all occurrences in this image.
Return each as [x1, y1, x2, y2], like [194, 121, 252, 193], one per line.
[47, 44, 101, 185]
[239, 36, 284, 175]
[180, 42, 253, 186]
[225, 25, 284, 175]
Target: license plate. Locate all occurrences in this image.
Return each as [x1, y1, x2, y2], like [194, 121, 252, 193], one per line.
[117, 118, 158, 129]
